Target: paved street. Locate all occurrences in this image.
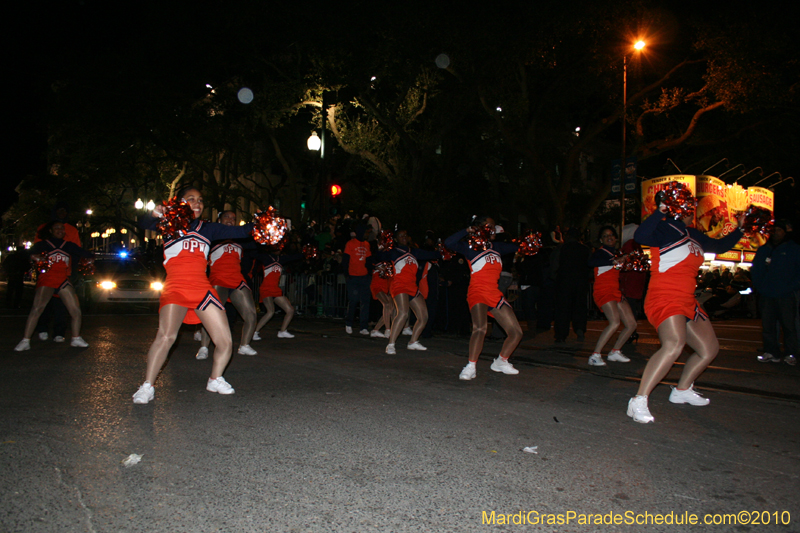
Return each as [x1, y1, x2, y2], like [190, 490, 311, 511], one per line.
[1, 298, 799, 532]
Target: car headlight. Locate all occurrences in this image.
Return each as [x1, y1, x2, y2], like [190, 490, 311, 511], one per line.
[98, 281, 116, 290]
[150, 282, 164, 291]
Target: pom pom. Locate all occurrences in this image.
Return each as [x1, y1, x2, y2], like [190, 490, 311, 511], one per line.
[621, 249, 650, 272]
[378, 230, 395, 252]
[303, 244, 319, 261]
[467, 224, 494, 251]
[661, 181, 695, 220]
[374, 261, 394, 279]
[78, 258, 95, 276]
[436, 242, 455, 261]
[157, 198, 195, 240]
[251, 207, 287, 245]
[742, 206, 774, 239]
[32, 256, 53, 274]
[513, 230, 542, 256]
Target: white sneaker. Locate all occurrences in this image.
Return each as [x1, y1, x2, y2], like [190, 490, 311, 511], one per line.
[385, 343, 396, 355]
[627, 395, 654, 423]
[345, 326, 353, 334]
[38, 332, 49, 341]
[133, 382, 154, 404]
[459, 364, 476, 380]
[238, 344, 257, 356]
[196, 347, 209, 360]
[384, 329, 391, 338]
[277, 330, 295, 339]
[207, 377, 235, 394]
[53, 336, 65, 343]
[402, 327, 413, 336]
[370, 330, 384, 338]
[588, 353, 606, 366]
[407, 341, 427, 351]
[252, 331, 261, 341]
[70, 337, 89, 348]
[607, 350, 630, 363]
[490, 356, 519, 375]
[14, 339, 30, 352]
[757, 352, 780, 363]
[669, 385, 710, 406]
[359, 329, 370, 336]
[193, 331, 202, 341]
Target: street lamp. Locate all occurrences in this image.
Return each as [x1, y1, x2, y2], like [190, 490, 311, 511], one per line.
[620, 39, 646, 231]
[135, 198, 144, 210]
[307, 131, 321, 151]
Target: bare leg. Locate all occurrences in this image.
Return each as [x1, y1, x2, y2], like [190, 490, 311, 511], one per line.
[273, 296, 295, 332]
[144, 304, 189, 384]
[468, 303, 489, 362]
[200, 286, 231, 350]
[375, 292, 393, 332]
[636, 315, 686, 396]
[23, 286, 56, 339]
[493, 305, 523, 359]
[610, 299, 637, 351]
[593, 301, 621, 353]
[255, 297, 275, 333]
[678, 317, 719, 389]
[387, 293, 410, 346]
[229, 287, 257, 344]
[58, 286, 83, 338]
[196, 305, 234, 379]
[409, 295, 428, 343]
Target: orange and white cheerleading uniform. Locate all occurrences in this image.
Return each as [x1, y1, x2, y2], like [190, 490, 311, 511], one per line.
[589, 245, 622, 308]
[444, 229, 519, 313]
[635, 212, 742, 330]
[370, 271, 391, 299]
[256, 253, 303, 300]
[141, 216, 254, 324]
[384, 246, 441, 298]
[30, 238, 92, 292]
[208, 240, 250, 291]
[418, 262, 431, 300]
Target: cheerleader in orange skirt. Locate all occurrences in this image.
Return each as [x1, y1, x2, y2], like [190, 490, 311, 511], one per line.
[587, 226, 636, 366]
[253, 250, 304, 339]
[196, 210, 259, 360]
[132, 187, 255, 404]
[444, 217, 523, 380]
[627, 199, 744, 423]
[14, 221, 93, 351]
[369, 262, 394, 338]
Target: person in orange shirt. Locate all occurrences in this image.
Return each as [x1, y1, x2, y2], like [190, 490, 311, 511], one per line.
[343, 225, 373, 335]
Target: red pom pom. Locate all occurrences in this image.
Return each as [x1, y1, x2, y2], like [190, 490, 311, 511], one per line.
[662, 181, 695, 220]
[621, 249, 650, 272]
[514, 230, 542, 256]
[251, 207, 287, 245]
[33, 256, 53, 274]
[378, 231, 395, 252]
[436, 242, 455, 261]
[742, 206, 774, 239]
[303, 244, 318, 261]
[467, 224, 494, 251]
[78, 258, 95, 276]
[157, 198, 194, 240]
[374, 261, 394, 279]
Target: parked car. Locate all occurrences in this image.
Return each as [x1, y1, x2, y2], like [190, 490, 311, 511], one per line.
[78, 252, 164, 311]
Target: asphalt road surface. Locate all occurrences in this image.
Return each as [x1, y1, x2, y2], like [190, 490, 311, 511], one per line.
[1, 309, 798, 532]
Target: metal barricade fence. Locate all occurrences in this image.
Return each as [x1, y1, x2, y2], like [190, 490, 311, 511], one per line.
[256, 272, 349, 318]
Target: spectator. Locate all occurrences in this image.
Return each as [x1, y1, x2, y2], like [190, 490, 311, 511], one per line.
[342, 224, 373, 335]
[752, 219, 799, 365]
[552, 228, 591, 342]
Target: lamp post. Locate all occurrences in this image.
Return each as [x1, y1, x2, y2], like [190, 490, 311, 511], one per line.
[307, 91, 328, 223]
[620, 40, 646, 231]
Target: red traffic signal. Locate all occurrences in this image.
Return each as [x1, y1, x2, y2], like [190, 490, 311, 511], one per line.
[330, 184, 342, 198]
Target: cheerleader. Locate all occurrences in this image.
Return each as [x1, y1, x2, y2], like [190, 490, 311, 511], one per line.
[587, 226, 636, 366]
[369, 261, 395, 338]
[383, 230, 441, 354]
[14, 221, 93, 351]
[196, 211, 259, 360]
[132, 187, 254, 404]
[444, 218, 523, 380]
[253, 250, 303, 339]
[628, 199, 744, 423]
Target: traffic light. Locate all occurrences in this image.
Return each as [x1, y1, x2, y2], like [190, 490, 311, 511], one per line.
[329, 184, 342, 215]
[330, 184, 342, 198]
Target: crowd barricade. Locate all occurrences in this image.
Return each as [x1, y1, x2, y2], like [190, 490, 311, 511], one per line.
[249, 272, 349, 318]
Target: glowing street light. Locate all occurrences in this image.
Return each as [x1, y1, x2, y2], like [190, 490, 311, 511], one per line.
[620, 39, 646, 230]
[307, 131, 321, 151]
[135, 198, 144, 209]
[146, 200, 155, 211]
